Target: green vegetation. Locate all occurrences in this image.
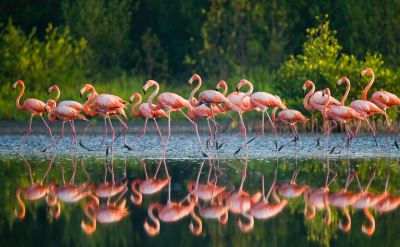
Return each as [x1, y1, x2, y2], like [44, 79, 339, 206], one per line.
[0, 0, 399, 120]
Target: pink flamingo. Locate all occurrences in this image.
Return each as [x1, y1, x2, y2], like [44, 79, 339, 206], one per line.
[188, 74, 225, 148]
[12, 80, 55, 147]
[336, 76, 387, 147]
[47, 84, 92, 141]
[44, 100, 90, 151]
[234, 86, 286, 154]
[142, 80, 207, 157]
[79, 84, 131, 152]
[272, 102, 308, 151]
[321, 88, 363, 153]
[129, 92, 167, 148]
[363, 68, 400, 148]
[220, 79, 255, 154]
[130, 159, 170, 205]
[303, 80, 341, 145]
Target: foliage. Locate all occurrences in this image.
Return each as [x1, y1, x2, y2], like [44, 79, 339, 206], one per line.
[62, 0, 133, 72]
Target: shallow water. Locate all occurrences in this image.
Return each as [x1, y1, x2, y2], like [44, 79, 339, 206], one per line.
[1, 151, 400, 247]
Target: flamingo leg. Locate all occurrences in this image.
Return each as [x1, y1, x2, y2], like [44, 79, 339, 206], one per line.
[179, 109, 207, 157]
[365, 119, 379, 148]
[69, 121, 75, 152]
[42, 120, 67, 152]
[395, 132, 400, 150]
[163, 111, 171, 157]
[278, 124, 297, 151]
[233, 112, 249, 155]
[107, 116, 115, 155]
[79, 120, 91, 151]
[265, 110, 278, 150]
[206, 118, 213, 149]
[114, 114, 132, 151]
[331, 123, 354, 154]
[40, 114, 55, 144]
[153, 118, 164, 144]
[317, 122, 337, 146]
[19, 114, 34, 147]
[102, 117, 108, 145]
[133, 118, 148, 149]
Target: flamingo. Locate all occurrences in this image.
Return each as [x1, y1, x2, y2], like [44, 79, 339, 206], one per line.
[336, 76, 387, 147]
[144, 177, 201, 236]
[130, 159, 169, 205]
[129, 92, 167, 148]
[142, 80, 207, 157]
[271, 103, 308, 151]
[363, 68, 400, 148]
[79, 83, 131, 152]
[12, 80, 55, 147]
[44, 100, 90, 151]
[188, 74, 225, 148]
[234, 84, 286, 154]
[14, 156, 57, 220]
[47, 84, 92, 142]
[220, 79, 256, 154]
[321, 88, 363, 153]
[303, 80, 341, 145]
[81, 195, 129, 235]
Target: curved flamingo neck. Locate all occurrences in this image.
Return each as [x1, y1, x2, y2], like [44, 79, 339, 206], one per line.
[322, 92, 331, 120]
[303, 83, 315, 111]
[130, 94, 142, 118]
[15, 189, 26, 219]
[341, 79, 351, 105]
[362, 72, 375, 101]
[218, 81, 228, 96]
[272, 107, 279, 122]
[243, 81, 254, 97]
[145, 204, 161, 235]
[189, 76, 202, 106]
[148, 82, 160, 111]
[52, 86, 60, 102]
[82, 202, 97, 234]
[130, 180, 143, 205]
[15, 81, 25, 111]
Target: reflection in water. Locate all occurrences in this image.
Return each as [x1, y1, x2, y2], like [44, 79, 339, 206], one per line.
[6, 155, 400, 246]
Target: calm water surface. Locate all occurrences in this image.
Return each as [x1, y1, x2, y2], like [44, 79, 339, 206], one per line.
[1, 154, 400, 247]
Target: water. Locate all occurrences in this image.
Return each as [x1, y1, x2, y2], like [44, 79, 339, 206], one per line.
[1, 131, 400, 247]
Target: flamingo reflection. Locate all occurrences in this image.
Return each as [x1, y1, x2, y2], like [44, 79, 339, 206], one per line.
[130, 159, 170, 205]
[14, 156, 57, 220]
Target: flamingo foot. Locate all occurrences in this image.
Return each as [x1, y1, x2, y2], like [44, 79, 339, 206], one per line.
[124, 144, 133, 151]
[202, 151, 208, 158]
[395, 140, 399, 150]
[79, 140, 92, 151]
[330, 147, 336, 154]
[216, 142, 224, 150]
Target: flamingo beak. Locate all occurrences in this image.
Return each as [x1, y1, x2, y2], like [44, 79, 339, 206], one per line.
[80, 92, 83, 98]
[235, 87, 239, 93]
[143, 89, 146, 95]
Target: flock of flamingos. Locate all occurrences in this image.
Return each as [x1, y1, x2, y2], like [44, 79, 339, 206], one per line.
[14, 155, 400, 237]
[12, 67, 400, 155]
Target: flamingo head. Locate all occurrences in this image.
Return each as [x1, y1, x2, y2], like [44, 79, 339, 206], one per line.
[322, 88, 331, 97]
[236, 79, 250, 92]
[47, 84, 58, 94]
[143, 80, 157, 94]
[129, 92, 141, 103]
[12, 80, 23, 90]
[361, 67, 373, 77]
[302, 80, 313, 93]
[80, 84, 93, 98]
[336, 76, 349, 87]
[216, 80, 226, 90]
[188, 74, 201, 85]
